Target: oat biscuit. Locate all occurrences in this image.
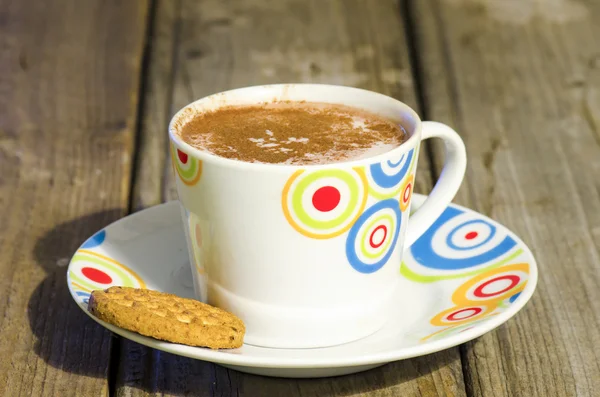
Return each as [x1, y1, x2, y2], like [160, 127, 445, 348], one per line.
[88, 287, 245, 349]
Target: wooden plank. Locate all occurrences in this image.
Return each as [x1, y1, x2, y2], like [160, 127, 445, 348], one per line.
[116, 0, 466, 396]
[117, 350, 466, 397]
[410, 0, 600, 395]
[130, 0, 178, 211]
[0, 0, 149, 396]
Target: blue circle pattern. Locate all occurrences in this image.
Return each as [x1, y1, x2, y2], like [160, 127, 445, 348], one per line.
[446, 220, 496, 251]
[509, 292, 521, 303]
[369, 149, 414, 188]
[76, 291, 91, 305]
[411, 207, 517, 270]
[387, 156, 405, 167]
[82, 230, 106, 249]
[346, 199, 402, 274]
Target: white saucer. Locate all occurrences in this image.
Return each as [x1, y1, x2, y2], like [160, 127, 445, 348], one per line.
[67, 194, 537, 378]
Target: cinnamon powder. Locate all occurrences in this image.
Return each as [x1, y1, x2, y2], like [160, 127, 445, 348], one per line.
[178, 102, 406, 165]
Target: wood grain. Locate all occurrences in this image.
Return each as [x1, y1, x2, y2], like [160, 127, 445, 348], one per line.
[131, 0, 179, 211]
[0, 0, 149, 396]
[116, 0, 466, 396]
[410, 0, 600, 395]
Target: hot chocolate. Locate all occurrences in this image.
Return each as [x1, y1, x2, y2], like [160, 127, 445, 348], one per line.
[178, 101, 407, 165]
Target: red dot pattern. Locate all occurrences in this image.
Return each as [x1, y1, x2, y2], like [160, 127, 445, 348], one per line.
[81, 267, 113, 284]
[465, 231, 478, 240]
[312, 186, 341, 212]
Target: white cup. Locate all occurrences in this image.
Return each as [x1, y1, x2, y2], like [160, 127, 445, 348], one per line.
[168, 84, 466, 348]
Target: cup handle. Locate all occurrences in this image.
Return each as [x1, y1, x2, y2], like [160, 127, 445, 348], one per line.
[404, 121, 467, 248]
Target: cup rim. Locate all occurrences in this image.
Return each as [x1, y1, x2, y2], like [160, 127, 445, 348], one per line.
[168, 84, 422, 171]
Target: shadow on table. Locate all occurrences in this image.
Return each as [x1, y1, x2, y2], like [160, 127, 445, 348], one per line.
[116, 341, 460, 396]
[28, 209, 125, 379]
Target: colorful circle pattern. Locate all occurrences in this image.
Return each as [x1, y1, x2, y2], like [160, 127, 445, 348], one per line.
[400, 175, 414, 212]
[282, 168, 368, 239]
[345, 198, 401, 274]
[401, 206, 519, 282]
[370, 149, 414, 188]
[422, 262, 529, 341]
[367, 149, 415, 199]
[452, 263, 529, 306]
[171, 143, 202, 186]
[69, 249, 146, 305]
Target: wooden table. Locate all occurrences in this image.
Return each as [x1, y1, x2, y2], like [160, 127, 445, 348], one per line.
[1, 0, 599, 395]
